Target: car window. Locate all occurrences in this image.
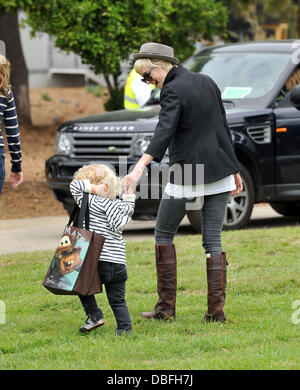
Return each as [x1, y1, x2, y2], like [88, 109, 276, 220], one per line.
[275, 66, 300, 107]
[186, 52, 291, 100]
[146, 51, 291, 107]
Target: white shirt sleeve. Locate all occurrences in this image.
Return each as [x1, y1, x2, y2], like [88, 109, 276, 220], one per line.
[69, 179, 92, 207]
[131, 75, 153, 107]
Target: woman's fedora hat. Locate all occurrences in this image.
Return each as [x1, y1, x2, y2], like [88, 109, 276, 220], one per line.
[133, 42, 179, 65]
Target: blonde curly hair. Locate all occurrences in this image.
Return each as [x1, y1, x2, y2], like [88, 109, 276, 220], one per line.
[0, 55, 11, 101]
[74, 163, 120, 199]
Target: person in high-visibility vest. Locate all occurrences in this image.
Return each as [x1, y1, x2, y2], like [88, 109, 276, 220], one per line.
[124, 68, 154, 110]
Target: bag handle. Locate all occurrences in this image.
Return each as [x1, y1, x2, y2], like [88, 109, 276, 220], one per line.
[68, 204, 79, 226]
[77, 192, 90, 229]
[67, 193, 90, 229]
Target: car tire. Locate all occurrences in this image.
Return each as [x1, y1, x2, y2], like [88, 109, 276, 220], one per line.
[269, 201, 300, 216]
[187, 163, 255, 232]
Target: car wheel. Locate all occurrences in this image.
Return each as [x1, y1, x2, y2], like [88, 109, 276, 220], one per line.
[223, 164, 254, 230]
[187, 163, 254, 232]
[269, 201, 300, 217]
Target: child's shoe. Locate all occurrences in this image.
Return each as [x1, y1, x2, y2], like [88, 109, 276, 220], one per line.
[79, 316, 105, 333]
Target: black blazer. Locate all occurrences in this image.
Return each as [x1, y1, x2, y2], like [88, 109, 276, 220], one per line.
[145, 64, 240, 184]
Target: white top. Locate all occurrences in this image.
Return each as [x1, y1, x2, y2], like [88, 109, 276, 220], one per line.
[131, 75, 153, 107]
[165, 174, 235, 198]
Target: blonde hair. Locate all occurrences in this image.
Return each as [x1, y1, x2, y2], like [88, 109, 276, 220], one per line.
[74, 163, 120, 199]
[285, 68, 300, 91]
[134, 58, 174, 75]
[0, 55, 11, 100]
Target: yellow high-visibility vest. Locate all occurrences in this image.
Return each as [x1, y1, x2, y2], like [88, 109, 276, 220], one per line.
[124, 69, 154, 110]
[124, 69, 141, 110]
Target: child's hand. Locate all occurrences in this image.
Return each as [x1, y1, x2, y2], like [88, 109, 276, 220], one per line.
[122, 179, 135, 195]
[91, 183, 109, 197]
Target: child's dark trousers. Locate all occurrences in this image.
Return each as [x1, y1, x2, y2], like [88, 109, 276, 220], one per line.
[79, 261, 132, 332]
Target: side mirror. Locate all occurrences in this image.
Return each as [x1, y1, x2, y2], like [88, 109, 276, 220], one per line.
[290, 86, 300, 105]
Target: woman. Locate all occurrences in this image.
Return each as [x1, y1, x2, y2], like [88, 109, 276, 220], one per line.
[0, 55, 23, 195]
[122, 42, 243, 323]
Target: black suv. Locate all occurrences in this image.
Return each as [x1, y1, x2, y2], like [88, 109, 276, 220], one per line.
[46, 40, 300, 231]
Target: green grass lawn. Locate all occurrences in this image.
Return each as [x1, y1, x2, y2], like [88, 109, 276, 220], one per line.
[0, 225, 299, 370]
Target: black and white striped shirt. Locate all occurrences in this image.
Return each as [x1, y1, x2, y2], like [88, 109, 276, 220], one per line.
[0, 89, 22, 172]
[70, 179, 135, 265]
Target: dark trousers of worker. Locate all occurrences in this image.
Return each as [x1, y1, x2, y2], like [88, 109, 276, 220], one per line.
[79, 261, 132, 332]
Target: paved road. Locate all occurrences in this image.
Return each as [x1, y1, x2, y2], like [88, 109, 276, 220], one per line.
[0, 204, 299, 255]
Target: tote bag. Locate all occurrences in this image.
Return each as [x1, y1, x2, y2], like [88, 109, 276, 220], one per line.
[43, 193, 105, 295]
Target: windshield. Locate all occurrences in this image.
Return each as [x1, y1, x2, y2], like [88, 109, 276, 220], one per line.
[148, 51, 291, 107]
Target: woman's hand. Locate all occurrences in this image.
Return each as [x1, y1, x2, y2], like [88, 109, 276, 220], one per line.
[122, 170, 141, 195]
[122, 154, 154, 194]
[10, 171, 23, 189]
[231, 173, 243, 197]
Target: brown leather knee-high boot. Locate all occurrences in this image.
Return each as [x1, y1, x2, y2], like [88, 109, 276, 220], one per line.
[204, 252, 228, 322]
[141, 244, 177, 320]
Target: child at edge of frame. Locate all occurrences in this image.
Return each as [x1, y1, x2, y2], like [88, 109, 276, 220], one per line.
[69, 163, 136, 336]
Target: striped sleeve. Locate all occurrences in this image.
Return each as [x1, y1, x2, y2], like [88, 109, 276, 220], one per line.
[101, 195, 136, 233]
[70, 179, 136, 233]
[3, 91, 22, 172]
[69, 179, 93, 208]
[121, 193, 136, 217]
[0, 95, 7, 155]
[69, 179, 108, 217]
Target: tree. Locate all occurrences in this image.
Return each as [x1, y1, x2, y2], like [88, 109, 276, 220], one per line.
[221, 1, 255, 41]
[222, 0, 299, 42]
[256, 0, 298, 37]
[19, 0, 228, 108]
[298, 0, 300, 36]
[0, 7, 31, 124]
[0, 0, 228, 112]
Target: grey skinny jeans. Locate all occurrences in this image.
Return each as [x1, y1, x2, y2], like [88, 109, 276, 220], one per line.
[154, 191, 231, 257]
